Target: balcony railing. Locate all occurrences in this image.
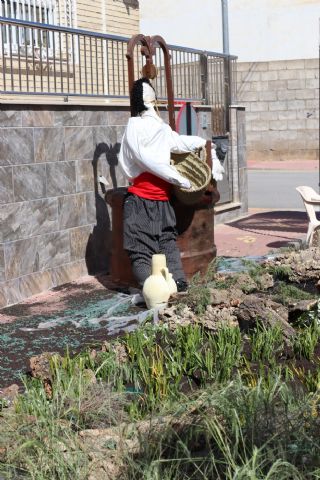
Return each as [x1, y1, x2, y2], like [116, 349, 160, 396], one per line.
[0, 16, 237, 135]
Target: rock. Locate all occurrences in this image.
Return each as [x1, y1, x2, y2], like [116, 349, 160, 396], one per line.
[202, 305, 238, 331]
[235, 273, 257, 293]
[29, 352, 60, 399]
[88, 458, 123, 480]
[101, 342, 128, 364]
[209, 288, 244, 307]
[113, 344, 128, 364]
[158, 304, 197, 329]
[271, 247, 320, 283]
[258, 272, 274, 290]
[89, 349, 97, 361]
[288, 299, 318, 324]
[0, 384, 19, 404]
[235, 295, 295, 339]
[29, 352, 58, 381]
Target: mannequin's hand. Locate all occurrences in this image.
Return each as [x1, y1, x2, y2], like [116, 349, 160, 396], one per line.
[211, 145, 218, 162]
[181, 178, 192, 189]
[211, 145, 225, 181]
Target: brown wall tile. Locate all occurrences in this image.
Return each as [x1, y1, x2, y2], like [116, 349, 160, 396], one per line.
[76, 159, 95, 192]
[0, 245, 5, 282]
[19, 270, 54, 299]
[0, 167, 14, 204]
[54, 109, 84, 126]
[83, 110, 108, 126]
[51, 260, 87, 287]
[5, 231, 70, 279]
[1, 278, 22, 306]
[0, 198, 59, 242]
[21, 109, 54, 127]
[0, 110, 22, 127]
[13, 164, 46, 201]
[106, 109, 130, 126]
[40, 231, 70, 270]
[0, 285, 7, 308]
[65, 127, 93, 160]
[34, 127, 65, 163]
[0, 128, 34, 166]
[46, 161, 76, 196]
[58, 193, 87, 229]
[70, 225, 92, 261]
[86, 191, 96, 224]
[92, 125, 118, 146]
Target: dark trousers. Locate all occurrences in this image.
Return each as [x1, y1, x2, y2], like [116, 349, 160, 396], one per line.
[123, 194, 186, 286]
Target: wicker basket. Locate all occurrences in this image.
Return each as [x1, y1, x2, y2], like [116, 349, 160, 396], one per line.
[171, 148, 212, 205]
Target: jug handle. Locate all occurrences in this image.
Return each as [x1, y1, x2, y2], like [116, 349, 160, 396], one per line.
[161, 267, 169, 280]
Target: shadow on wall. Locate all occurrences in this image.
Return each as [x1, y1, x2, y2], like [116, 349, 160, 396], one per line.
[86, 142, 121, 275]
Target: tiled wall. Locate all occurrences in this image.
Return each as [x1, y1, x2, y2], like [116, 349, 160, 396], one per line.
[0, 105, 130, 307]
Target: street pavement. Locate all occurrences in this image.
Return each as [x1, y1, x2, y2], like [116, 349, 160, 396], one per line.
[248, 170, 318, 210]
[215, 159, 319, 257]
[248, 170, 319, 209]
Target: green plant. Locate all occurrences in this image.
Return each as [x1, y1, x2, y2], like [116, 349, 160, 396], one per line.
[293, 318, 320, 361]
[124, 376, 319, 479]
[176, 272, 211, 315]
[273, 281, 314, 306]
[0, 397, 8, 411]
[291, 365, 320, 393]
[250, 323, 284, 364]
[210, 274, 238, 290]
[267, 264, 293, 281]
[1, 369, 90, 479]
[241, 259, 265, 283]
[207, 326, 242, 383]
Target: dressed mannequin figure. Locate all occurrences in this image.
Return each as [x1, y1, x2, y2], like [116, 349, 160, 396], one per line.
[119, 77, 224, 292]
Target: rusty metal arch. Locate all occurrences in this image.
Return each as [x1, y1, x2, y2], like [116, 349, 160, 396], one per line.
[126, 34, 176, 130]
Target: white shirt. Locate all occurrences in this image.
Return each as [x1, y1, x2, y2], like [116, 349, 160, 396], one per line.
[119, 107, 206, 188]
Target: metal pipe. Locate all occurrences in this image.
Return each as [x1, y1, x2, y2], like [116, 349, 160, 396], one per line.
[221, 0, 229, 55]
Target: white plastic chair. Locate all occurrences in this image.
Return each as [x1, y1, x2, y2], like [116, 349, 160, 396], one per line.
[296, 186, 320, 246]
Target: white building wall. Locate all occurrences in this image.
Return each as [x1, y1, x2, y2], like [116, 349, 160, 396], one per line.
[229, 0, 319, 62]
[140, 0, 319, 61]
[140, 0, 223, 51]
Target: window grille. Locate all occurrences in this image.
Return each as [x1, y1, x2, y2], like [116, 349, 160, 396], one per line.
[0, 0, 76, 55]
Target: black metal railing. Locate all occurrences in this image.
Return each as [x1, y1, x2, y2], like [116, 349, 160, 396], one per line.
[0, 17, 237, 134]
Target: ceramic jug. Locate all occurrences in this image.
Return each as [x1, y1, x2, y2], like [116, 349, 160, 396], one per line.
[162, 267, 177, 295]
[142, 254, 170, 309]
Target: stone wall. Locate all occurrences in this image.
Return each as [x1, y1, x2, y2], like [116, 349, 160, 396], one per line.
[237, 58, 318, 161]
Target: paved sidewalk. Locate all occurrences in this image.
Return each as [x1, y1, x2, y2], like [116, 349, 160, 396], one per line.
[215, 208, 308, 257]
[248, 159, 318, 171]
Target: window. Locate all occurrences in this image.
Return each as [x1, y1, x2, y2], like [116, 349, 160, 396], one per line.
[0, 0, 76, 55]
